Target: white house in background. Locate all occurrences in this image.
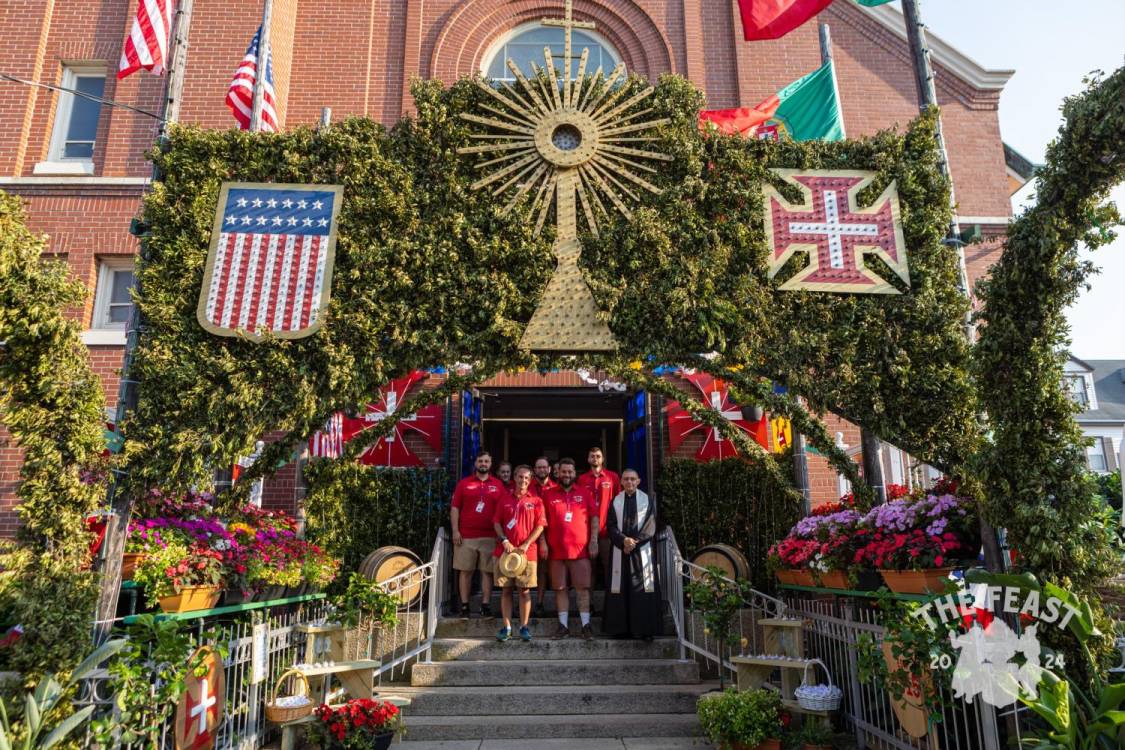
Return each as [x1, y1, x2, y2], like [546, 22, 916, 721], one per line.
[1065, 356, 1125, 473]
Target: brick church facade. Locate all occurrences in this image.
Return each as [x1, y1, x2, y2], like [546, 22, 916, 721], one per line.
[0, 0, 1015, 531]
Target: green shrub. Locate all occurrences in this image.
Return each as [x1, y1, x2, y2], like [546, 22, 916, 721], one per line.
[698, 688, 783, 750]
[659, 458, 802, 591]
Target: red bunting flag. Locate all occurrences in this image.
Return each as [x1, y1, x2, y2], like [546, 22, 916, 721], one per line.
[698, 93, 781, 136]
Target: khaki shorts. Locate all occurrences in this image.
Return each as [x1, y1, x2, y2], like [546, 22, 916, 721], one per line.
[550, 558, 592, 590]
[496, 560, 538, 589]
[453, 537, 495, 573]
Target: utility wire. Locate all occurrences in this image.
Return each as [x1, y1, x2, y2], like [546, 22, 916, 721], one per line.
[0, 71, 165, 121]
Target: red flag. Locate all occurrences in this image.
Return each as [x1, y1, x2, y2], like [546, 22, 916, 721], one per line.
[118, 0, 174, 79]
[699, 93, 780, 136]
[736, 0, 834, 41]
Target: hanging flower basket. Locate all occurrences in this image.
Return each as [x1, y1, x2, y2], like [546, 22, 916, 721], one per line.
[879, 567, 955, 595]
[265, 669, 314, 724]
[795, 658, 842, 712]
[158, 585, 221, 613]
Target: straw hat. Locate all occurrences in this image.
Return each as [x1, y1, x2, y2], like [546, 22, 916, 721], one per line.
[497, 549, 528, 578]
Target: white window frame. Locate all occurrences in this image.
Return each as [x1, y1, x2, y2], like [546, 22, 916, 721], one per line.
[84, 257, 135, 345]
[1085, 441, 1108, 473]
[480, 21, 621, 84]
[34, 64, 106, 176]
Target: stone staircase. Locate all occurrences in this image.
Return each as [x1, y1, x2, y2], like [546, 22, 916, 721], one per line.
[390, 591, 718, 744]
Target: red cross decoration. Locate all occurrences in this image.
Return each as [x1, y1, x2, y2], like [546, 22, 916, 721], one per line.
[348, 371, 443, 467]
[762, 170, 910, 294]
[666, 372, 768, 462]
[174, 646, 224, 750]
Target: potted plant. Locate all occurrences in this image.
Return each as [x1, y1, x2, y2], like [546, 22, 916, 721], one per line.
[305, 698, 403, 749]
[301, 544, 340, 595]
[133, 541, 224, 613]
[698, 688, 783, 750]
[684, 566, 749, 689]
[330, 573, 400, 661]
[855, 489, 978, 594]
[791, 721, 834, 750]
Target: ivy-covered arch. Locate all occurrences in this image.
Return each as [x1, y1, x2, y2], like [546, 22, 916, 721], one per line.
[126, 74, 974, 505]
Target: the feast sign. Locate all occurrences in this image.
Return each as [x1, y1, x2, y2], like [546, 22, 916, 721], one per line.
[174, 646, 225, 750]
[763, 170, 910, 294]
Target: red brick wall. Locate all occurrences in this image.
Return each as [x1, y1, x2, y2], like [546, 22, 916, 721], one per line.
[0, 0, 1013, 532]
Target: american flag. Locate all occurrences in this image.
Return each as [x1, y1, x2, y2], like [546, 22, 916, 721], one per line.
[199, 184, 340, 337]
[309, 413, 345, 458]
[117, 0, 174, 79]
[226, 26, 278, 131]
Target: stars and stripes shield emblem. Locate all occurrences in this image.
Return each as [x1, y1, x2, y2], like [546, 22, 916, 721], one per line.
[197, 182, 343, 339]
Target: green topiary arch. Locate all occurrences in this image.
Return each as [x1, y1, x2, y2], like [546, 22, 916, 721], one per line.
[125, 74, 974, 502]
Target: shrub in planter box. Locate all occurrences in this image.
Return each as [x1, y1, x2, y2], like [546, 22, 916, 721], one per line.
[698, 688, 783, 750]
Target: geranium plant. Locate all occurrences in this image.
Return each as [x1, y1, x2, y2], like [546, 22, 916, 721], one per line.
[302, 544, 340, 590]
[305, 698, 403, 748]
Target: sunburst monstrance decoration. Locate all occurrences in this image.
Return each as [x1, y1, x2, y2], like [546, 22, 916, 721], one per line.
[458, 0, 673, 351]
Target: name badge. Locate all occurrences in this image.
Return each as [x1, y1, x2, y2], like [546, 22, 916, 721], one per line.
[564, 511, 573, 523]
[506, 518, 517, 530]
[475, 501, 485, 513]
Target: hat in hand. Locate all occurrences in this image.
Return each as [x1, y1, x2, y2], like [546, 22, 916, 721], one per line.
[497, 549, 528, 578]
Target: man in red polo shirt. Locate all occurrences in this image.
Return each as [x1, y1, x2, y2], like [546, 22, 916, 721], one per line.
[544, 458, 599, 639]
[532, 455, 557, 617]
[492, 465, 546, 642]
[450, 451, 505, 618]
[578, 446, 621, 592]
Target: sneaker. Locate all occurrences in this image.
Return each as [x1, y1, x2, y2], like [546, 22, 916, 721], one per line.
[581, 623, 594, 640]
[459, 603, 470, 619]
[519, 626, 532, 642]
[496, 626, 511, 642]
[552, 624, 570, 640]
[480, 603, 493, 618]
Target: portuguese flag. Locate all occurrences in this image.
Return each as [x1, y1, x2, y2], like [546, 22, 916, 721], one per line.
[737, 0, 895, 41]
[699, 59, 845, 142]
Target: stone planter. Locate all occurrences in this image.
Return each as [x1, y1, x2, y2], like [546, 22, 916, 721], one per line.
[879, 567, 955, 595]
[158, 585, 221, 614]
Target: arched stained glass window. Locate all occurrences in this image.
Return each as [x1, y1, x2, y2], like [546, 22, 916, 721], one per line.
[483, 23, 620, 83]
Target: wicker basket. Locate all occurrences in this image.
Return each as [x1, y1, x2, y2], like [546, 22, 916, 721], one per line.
[794, 658, 842, 712]
[265, 669, 315, 724]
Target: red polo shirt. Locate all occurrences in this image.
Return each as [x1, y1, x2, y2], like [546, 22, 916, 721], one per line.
[534, 477, 558, 495]
[578, 469, 621, 537]
[543, 483, 596, 560]
[492, 491, 546, 561]
[451, 474, 506, 539]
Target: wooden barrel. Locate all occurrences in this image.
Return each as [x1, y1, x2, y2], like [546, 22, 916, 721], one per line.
[690, 544, 752, 583]
[358, 547, 424, 607]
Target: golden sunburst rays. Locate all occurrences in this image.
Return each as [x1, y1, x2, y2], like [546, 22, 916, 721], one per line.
[456, 1, 673, 351]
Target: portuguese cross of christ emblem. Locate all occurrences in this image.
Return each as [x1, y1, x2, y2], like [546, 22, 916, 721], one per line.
[762, 170, 910, 294]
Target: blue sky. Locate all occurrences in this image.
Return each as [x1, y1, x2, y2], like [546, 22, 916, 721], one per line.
[917, 1, 1125, 357]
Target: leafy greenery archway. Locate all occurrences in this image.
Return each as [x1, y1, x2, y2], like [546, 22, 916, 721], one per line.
[126, 74, 974, 506]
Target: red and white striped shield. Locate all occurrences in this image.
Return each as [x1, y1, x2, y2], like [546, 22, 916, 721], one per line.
[197, 182, 342, 338]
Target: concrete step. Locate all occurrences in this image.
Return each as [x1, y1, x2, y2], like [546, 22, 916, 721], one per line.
[395, 737, 716, 750]
[401, 712, 701, 741]
[410, 658, 700, 687]
[392, 683, 718, 716]
[431, 637, 679, 661]
[434, 615, 676, 638]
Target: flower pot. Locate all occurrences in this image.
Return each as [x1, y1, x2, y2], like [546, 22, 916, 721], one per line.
[219, 588, 253, 607]
[320, 731, 393, 750]
[817, 570, 850, 589]
[733, 739, 781, 750]
[121, 552, 144, 580]
[158, 585, 221, 614]
[255, 584, 286, 602]
[283, 584, 302, 599]
[776, 569, 815, 587]
[855, 569, 884, 591]
[879, 567, 955, 595]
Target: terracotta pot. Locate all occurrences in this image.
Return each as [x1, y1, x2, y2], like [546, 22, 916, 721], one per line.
[158, 585, 221, 613]
[817, 570, 850, 589]
[879, 567, 956, 595]
[733, 739, 782, 750]
[121, 552, 145, 581]
[776, 569, 815, 587]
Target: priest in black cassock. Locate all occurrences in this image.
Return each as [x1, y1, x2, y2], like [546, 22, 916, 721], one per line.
[603, 469, 662, 639]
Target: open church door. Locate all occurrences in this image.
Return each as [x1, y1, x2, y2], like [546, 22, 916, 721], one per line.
[459, 387, 483, 479]
[624, 390, 650, 490]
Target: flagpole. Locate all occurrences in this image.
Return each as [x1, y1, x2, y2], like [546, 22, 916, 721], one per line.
[900, 0, 1006, 574]
[818, 23, 846, 139]
[249, 0, 274, 132]
[92, 0, 195, 641]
